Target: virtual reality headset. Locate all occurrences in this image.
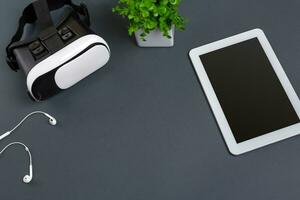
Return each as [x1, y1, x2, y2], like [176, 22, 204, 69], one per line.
[6, 0, 110, 101]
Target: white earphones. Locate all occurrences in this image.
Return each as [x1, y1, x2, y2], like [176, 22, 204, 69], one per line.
[0, 111, 57, 141]
[0, 111, 57, 184]
[0, 142, 33, 183]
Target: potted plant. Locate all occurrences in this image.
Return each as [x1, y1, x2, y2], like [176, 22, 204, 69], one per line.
[113, 0, 187, 47]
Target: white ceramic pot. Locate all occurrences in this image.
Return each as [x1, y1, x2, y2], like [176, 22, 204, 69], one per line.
[134, 26, 175, 47]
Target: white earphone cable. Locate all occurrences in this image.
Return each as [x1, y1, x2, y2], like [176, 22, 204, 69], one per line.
[0, 111, 56, 141]
[8, 111, 51, 133]
[0, 142, 33, 183]
[0, 111, 57, 183]
[0, 111, 58, 184]
[0, 142, 32, 165]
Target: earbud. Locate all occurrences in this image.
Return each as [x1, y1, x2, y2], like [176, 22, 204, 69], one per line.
[23, 164, 33, 184]
[0, 142, 33, 184]
[0, 111, 57, 141]
[23, 175, 32, 184]
[43, 113, 57, 126]
[49, 117, 57, 125]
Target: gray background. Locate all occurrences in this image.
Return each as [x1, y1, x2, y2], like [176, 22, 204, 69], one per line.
[0, 0, 300, 199]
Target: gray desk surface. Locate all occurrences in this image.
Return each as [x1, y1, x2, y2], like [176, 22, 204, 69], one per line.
[1, 0, 300, 199]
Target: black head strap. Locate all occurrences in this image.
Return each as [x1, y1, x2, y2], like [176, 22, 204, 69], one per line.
[6, 0, 90, 71]
[33, 0, 54, 30]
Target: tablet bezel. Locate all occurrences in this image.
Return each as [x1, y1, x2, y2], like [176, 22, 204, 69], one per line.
[189, 29, 300, 155]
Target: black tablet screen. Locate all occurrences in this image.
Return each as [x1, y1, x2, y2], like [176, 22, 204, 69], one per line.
[200, 38, 299, 143]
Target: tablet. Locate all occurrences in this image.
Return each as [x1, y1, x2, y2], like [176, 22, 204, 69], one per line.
[189, 29, 300, 155]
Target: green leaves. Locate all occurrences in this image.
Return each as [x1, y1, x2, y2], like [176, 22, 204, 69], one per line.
[112, 0, 187, 40]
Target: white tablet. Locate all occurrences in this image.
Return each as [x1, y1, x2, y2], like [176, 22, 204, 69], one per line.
[189, 29, 300, 155]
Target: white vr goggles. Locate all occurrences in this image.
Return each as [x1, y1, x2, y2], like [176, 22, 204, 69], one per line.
[6, 0, 110, 101]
